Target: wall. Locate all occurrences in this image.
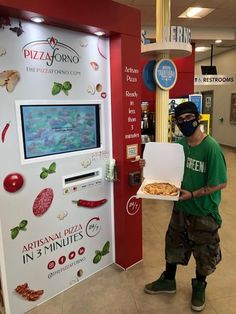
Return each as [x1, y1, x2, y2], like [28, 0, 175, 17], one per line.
[195, 48, 236, 147]
[171, 46, 195, 98]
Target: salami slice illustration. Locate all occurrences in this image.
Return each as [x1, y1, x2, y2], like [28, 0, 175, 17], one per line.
[33, 188, 54, 217]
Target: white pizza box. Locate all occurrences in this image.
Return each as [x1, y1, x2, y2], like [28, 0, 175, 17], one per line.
[137, 142, 185, 201]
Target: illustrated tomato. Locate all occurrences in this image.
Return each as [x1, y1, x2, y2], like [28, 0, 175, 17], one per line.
[68, 251, 76, 260]
[58, 256, 66, 265]
[78, 247, 85, 255]
[3, 173, 24, 193]
[47, 260, 56, 270]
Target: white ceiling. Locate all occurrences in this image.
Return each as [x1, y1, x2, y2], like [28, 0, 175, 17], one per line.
[114, 0, 236, 62]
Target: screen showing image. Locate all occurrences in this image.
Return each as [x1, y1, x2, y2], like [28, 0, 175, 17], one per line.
[20, 104, 101, 159]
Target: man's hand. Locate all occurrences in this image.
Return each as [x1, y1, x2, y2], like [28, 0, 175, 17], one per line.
[178, 188, 192, 201]
[139, 159, 146, 168]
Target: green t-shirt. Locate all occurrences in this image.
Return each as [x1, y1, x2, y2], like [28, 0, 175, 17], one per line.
[175, 135, 227, 225]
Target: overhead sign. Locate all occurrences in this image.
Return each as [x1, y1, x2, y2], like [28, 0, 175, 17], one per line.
[165, 26, 191, 44]
[194, 75, 236, 85]
[141, 26, 191, 45]
[153, 59, 177, 90]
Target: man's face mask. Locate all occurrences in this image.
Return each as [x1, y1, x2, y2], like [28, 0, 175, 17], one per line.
[177, 114, 200, 137]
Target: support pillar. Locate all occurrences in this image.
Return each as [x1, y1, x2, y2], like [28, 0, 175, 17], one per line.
[155, 0, 171, 142]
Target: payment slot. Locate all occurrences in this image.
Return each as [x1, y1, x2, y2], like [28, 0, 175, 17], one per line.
[62, 168, 103, 194]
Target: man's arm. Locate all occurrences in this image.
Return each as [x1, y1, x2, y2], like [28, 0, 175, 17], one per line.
[179, 182, 227, 201]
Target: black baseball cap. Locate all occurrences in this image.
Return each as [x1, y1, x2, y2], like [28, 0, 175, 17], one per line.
[174, 101, 199, 119]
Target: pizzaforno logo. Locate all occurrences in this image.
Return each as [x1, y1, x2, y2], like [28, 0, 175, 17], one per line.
[22, 37, 80, 67]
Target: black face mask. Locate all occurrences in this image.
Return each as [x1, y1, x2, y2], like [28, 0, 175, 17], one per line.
[178, 119, 200, 137]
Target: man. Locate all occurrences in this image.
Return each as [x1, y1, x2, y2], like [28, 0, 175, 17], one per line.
[144, 101, 227, 312]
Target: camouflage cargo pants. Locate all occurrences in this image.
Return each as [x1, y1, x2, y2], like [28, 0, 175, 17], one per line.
[165, 206, 221, 276]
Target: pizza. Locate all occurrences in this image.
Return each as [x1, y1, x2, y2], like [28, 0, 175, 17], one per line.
[143, 182, 178, 196]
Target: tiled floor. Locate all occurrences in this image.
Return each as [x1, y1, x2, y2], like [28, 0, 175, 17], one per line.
[27, 146, 236, 314]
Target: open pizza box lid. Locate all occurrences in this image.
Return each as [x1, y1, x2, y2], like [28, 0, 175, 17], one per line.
[137, 142, 185, 201]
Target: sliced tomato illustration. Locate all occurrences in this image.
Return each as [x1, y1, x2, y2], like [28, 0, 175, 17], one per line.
[3, 173, 24, 193]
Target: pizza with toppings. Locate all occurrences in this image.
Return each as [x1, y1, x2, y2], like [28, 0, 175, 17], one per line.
[143, 182, 178, 196]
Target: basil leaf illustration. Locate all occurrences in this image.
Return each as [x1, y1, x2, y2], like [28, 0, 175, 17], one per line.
[62, 88, 69, 96]
[63, 81, 72, 91]
[102, 241, 110, 255]
[48, 162, 56, 174]
[52, 82, 62, 95]
[19, 220, 28, 230]
[40, 171, 48, 179]
[11, 227, 19, 239]
[93, 252, 102, 264]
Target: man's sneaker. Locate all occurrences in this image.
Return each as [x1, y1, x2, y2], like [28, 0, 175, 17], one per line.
[144, 272, 176, 294]
[191, 278, 207, 312]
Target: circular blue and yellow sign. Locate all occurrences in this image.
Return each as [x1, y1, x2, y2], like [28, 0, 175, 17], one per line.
[153, 59, 177, 90]
[142, 60, 156, 91]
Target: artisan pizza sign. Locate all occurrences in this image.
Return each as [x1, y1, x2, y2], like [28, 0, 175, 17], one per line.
[22, 37, 80, 67]
[22, 224, 83, 264]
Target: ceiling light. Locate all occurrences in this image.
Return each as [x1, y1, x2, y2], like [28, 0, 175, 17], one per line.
[30, 17, 45, 23]
[178, 7, 215, 19]
[195, 47, 211, 52]
[215, 39, 222, 44]
[94, 31, 105, 36]
[186, 7, 202, 18]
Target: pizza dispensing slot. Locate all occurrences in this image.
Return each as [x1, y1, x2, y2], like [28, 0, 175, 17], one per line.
[63, 168, 102, 188]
